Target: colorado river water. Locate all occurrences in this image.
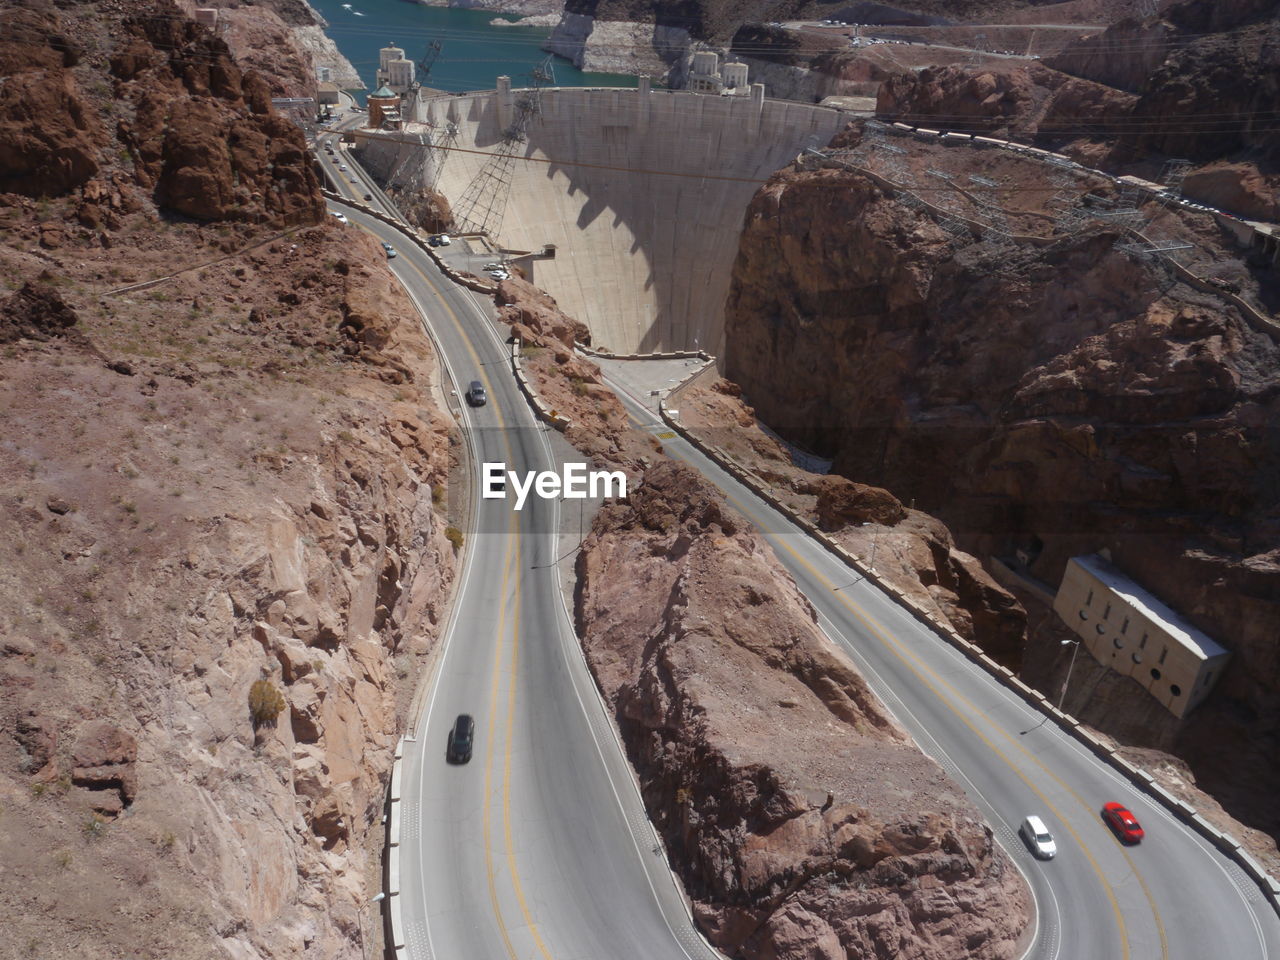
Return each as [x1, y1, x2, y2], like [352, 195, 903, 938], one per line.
[309, 0, 636, 93]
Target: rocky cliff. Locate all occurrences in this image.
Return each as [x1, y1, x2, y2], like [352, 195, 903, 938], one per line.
[881, 0, 1280, 218]
[0, 1, 456, 956]
[575, 461, 1031, 960]
[721, 142, 1280, 845]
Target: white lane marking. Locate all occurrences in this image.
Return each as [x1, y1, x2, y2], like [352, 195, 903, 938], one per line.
[813, 610, 1058, 960]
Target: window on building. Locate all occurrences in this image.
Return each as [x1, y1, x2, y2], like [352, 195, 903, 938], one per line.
[1121, 618, 1129, 634]
[1132, 652, 1143, 664]
[1140, 633, 1148, 648]
[1103, 603, 1111, 619]
[1159, 647, 1167, 665]
[1096, 624, 1106, 635]
[1170, 683, 1182, 698]
[1203, 670, 1214, 686]
[1086, 589, 1094, 606]
[1151, 668, 1162, 681]
[1079, 610, 1088, 621]
[1113, 637, 1124, 649]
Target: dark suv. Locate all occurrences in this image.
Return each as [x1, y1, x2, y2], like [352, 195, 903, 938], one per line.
[466, 380, 487, 407]
[447, 714, 475, 764]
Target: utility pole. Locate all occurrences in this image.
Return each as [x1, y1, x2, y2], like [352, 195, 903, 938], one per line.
[1057, 638, 1081, 712]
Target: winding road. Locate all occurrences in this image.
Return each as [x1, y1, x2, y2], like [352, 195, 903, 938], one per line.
[312, 135, 1280, 960]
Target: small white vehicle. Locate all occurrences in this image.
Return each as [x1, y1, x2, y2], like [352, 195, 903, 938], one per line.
[1020, 815, 1057, 860]
[330, 211, 348, 224]
[488, 270, 509, 281]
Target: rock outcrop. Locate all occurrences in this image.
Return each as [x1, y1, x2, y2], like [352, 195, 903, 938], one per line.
[721, 151, 1280, 843]
[112, 9, 325, 226]
[575, 461, 1031, 960]
[0, 2, 454, 955]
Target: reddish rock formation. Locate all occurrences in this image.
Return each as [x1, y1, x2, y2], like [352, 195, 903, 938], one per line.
[110, 9, 325, 226]
[576, 461, 1031, 960]
[494, 276, 662, 473]
[0, 279, 80, 343]
[877, 62, 1137, 143]
[722, 155, 1280, 841]
[0, 58, 101, 196]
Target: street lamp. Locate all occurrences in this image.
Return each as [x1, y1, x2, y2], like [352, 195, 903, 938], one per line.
[1057, 637, 1081, 712]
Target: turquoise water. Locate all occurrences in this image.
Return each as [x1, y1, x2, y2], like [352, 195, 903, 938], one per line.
[309, 0, 637, 95]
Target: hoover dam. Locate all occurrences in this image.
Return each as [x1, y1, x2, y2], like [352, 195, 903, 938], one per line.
[354, 81, 859, 355]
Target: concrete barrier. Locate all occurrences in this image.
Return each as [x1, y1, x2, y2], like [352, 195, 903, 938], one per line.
[388, 843, 402, 897]
[657, 396, 1280, 919]
[388, 795, 402, 849]
[390, 758, 403, 803]
[388, 893, 406, 951]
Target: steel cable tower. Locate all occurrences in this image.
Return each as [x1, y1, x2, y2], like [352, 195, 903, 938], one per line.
[452, 57, 555, 238]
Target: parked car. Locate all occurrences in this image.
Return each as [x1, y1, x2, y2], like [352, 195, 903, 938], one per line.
[330, 211, 348, 224]
[487, 270, 509, 281]
[1102, 802, 1144, 844]
[430, 233, 452, 246]
[466, 380, 487, 406]
[483, 262, 503, 271]
[447, 714, 474, 764]
[1019, 815, 1057, 860]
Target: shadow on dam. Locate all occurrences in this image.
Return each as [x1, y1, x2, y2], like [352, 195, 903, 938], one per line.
[365, 85, 857, 356]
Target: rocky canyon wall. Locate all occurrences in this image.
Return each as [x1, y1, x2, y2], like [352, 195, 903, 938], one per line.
[575, 461, 1031, 960]
[720, 146, 1280, 839]
[0, 1, 456, 956]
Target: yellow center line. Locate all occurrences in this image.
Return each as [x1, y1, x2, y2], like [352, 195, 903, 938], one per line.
[379, 231, 556, 958]
[626, 400, 1155, 959]
[482, 520, 520, 960]
[505, 560, 556, 960]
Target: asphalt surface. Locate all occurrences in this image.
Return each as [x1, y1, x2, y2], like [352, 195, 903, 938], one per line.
[316, 141, 1280, 960]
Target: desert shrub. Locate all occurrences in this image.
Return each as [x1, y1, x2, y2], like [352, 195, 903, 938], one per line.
[248, 679, 285, 728]
[444, 526, 464, 552]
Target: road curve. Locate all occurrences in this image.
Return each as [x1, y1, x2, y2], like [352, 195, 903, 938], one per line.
[316, 190, 724, 957]
[604, 376, 1280, 960]
[316, 140, 1280, 960]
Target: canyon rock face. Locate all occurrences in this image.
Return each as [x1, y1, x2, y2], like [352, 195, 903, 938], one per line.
[0, 1, 454, 955]
[111, 9, 325, 226]
[722, 157, 1280, 839]
[575, 461, 1030, 960]
[877, 63, 1137, 142]
[0, 6, 101, 197]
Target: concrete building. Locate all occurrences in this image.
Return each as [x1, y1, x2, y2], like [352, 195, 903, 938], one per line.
[1053, 554, 1230, 717]
[377, 43, 416, 96]
[355, 82, 852, 354]
[194, 7, 218, 29]
[317, 82, 340, 106]
[367, 85, 402, 129]
[686, 51, 751, 95]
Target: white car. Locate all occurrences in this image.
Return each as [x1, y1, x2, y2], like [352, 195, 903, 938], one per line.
[339, 163, 348, 171]
[330, 212, 348, 224]
[1020, 815, 1057, 860]
[488, 270, 509, 281]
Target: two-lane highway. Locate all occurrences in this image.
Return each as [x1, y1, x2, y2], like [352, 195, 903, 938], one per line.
[321, 140, 1280, 960]
[325, 196, 724, 960]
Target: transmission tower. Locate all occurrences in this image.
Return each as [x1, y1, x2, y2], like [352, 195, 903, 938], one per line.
[968, 175, 1012, 245]
[926, 169, 972, 241]
[427, 120, 459, 192]
[452, 57, 555, 237]
[968, 33, 988, 67]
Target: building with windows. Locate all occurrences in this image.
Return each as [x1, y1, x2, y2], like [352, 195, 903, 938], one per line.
[686, 51, 752, 95]
[1053, 554, 1229, 718]
[377, 43, 416, 95]
[367, 85, 402, 129]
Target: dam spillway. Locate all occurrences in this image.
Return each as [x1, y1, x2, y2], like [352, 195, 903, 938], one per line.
[356, 85, 856, 356]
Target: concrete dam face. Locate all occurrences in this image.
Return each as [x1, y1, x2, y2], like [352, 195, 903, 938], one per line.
[361, 86, 852, 356]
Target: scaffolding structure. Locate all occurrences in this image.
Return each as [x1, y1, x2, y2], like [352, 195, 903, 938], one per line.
[452, 58, 555, 237]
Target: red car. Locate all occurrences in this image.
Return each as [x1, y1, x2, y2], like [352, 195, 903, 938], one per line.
[1102, 802, 1145, 844]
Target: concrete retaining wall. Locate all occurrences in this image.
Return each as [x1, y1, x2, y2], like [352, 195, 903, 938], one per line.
[657, 398, 1280, 917]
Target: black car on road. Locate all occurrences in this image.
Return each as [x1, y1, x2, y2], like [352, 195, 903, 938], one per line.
[447, 714, 475, 764]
